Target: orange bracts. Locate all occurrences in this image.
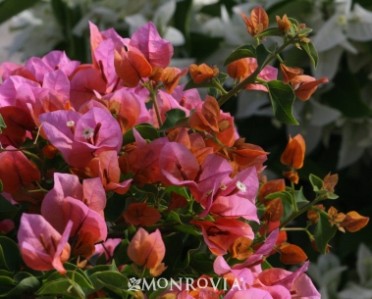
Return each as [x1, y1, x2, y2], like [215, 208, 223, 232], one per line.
[127, 228, 166, 276]
[280, 64, 328, 101]
[189, 63, 219, 84]
[114, 46, 152, 87]
[281, 134, 306, 170]
[241, 6, 269, 37]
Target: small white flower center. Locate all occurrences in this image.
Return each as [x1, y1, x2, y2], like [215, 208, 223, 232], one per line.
[236, 181, 247, 193]
[82, 127, 94, 140]
[66, 120, 75, 127]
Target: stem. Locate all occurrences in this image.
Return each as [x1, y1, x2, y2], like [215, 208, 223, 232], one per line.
[218, 37, 296, 107]
[146, 83, 163, 128]
[218, 68, 260, 106]
[280, 196, 323, 228]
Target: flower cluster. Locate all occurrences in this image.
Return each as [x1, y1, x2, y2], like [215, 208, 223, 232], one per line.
[0, 6, 369, 298]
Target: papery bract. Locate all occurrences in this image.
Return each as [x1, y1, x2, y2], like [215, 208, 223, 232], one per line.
[241, 6, 269, 37]
[189, 63, 219, 84]
[40, 173, 107, 257]
[85, 150, 132, 194]
[0, 147, 41, 204]
[281, 134, 306, 169]
[193, 218, 254, 255]
[40, 107, 122, 168]
[227, 58, 277, 91]
[130, 22, 173, 68]
[127, 227, 166, 276]
[114, 46, 152, 88]
[18, 214, 72, 274]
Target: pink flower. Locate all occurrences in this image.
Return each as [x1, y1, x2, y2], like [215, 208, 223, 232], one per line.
[18, 213, 72, 274]
[256, 262, 320, 299]
[191, 154, 259, 221]
[94, 238, 122, 261]
[130, 22, 173, 68]
[86, 150, 132, 194]
[192, 218, 254, 255]
[40, 173, 107, 257]
[127, 228, 166, 276]
[159, 142, 199, 187]
[101, 89, 151, 133]
[224, 289, 273, 299]
[40, 107, 122, 167]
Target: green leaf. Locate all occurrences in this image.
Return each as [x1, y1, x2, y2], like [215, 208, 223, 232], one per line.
[123, 123, 159, 145]
[224, 44, 256, 66]
[45, 269, 94, 294]
[0, 0, 41, 23]
[160, 109, 187, 131]
[0, 237, 21, 271]
[4, 276, 40, 298]
[314, 212, 337, 254]
[256, 44, 270, 66]
[257, 27, 283, 38]
[0, 181, 2, 193]
[300, 42, 318, 68]
[267, 80, 298, 125]
[37, 278, 85, 299]
[0, 276, 15, 294]
[293, 188, 310, 206]
[89, 270, 128, 295]
[0, 114, 6, 134]
[309, 174, 323, 192]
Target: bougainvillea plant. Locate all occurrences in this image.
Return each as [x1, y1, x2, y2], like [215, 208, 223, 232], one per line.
[0, 6, 369, 299]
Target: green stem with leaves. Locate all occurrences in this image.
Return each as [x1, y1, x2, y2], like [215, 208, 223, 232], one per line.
[280, 195, 324, 228]
[217, 37, 296, 107]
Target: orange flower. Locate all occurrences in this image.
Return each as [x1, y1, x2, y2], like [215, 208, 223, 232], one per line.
[0, 147, 41, 204]
[229, 138, 268, 174]
[230, 236, 253, 260]
[114, 47, 152, 87]
[127, 228, 166, 276]
[341, 211, 369, 233]
[152, 66, 187, 93]
[258, 178, 286, 202]
[276, 14, 291, 33]
[226, 59, 253, 81]
[278, 243, 308, 265]
[264, 198, 284, 222]
[189, 95, 220, 133]
[283, 169, 300, 184]
[307, 205, 324, 224]
[290, 75, 329, 101]
[241, 6, 269, 37]
[123, 203, 161, 226]
[280, 64, 304, 83]
[280, 134, 306, 169]
[323, 173, 339, 193]
[280, 64, 328, 101]
[189, 63, 219, 84]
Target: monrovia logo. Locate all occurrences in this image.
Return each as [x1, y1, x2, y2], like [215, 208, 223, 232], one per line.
[127, 277, 142, 291]
[127, 277, 244, 292]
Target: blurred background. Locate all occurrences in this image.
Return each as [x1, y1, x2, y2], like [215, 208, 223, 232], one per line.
[1, 1, 371, 297]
